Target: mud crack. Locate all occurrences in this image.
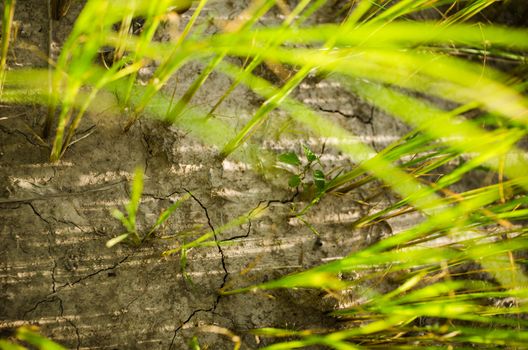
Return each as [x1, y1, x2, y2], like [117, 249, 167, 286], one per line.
[57, 255, 129, 290]
[27, 202, 51, 226]
[317, 105, 373, 124]
[223, 194, 298, 242]
[22, 296, 60, 318]
[168, 190, 229, 349]
[26, 203, 59, 295]
[185, 190, 228, 290]
[168, 307, 214, 350]
[58, 298, 81, 350]
[167, 192, 299, 348]
[222, 215, 253, 242]
[221, 199, 278, 242]
[0, 123, 48, 148]
[139, 119, 151, 172]
[23, 255, 130, 317]
[143, 189, 181, 201]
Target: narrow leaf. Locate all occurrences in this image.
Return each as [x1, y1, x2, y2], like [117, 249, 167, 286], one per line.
[106, 233, 130, 248]
[127, 167, 144, 218]
[0, 340, 25, 350]
[147, 193, 191, 237]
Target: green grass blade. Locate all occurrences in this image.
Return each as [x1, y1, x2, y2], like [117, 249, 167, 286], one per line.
[146, 193, 191, 239]
[165, 0, 285, 124]
[165, 54, 224, 123]
[344, 78, 528, 190]
[207, 0, 316, 117]
[0, 0, 15, 96]
[15, 326, 66, 350]
[126, 167, 144, 236]
[0, 340, 25, 350]
[106, 233, 130, 248]
[127, 0, 210, 128]
[219, 2, 374, 158]
[217, 61, 446, 214]
[188, 336, 201, 350]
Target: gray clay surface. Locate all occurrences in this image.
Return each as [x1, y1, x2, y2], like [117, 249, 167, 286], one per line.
[1, 1, 410, 349]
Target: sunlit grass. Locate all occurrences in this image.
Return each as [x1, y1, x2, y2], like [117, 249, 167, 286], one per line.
[107, 167, 191, 247]
[0, 0, 16, 95]
[0, 0, 527, 349]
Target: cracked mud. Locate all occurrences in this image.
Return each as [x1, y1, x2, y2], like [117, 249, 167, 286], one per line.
[1, 1, 408, 349]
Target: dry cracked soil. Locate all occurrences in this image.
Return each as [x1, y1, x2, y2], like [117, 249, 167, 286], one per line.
[1, 1, 411, 349]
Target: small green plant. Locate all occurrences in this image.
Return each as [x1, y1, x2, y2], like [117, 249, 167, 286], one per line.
[277, 145, 329, 193]
[107, 167, 190, 247]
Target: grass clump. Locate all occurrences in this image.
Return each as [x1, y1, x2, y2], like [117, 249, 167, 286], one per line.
[107, 167, 190, 247]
